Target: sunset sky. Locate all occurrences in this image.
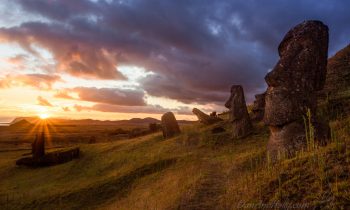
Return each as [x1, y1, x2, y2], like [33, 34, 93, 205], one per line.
[0, 0, 350, 122]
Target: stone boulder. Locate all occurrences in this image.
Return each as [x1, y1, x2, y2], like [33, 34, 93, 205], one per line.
[192, 108, 222, 125]
[264, 20, 329, 157]
[161, 112, 181, 138]
[17, 147, 80, 167]
[225, 85, 253, 138]
[251, 92, 266, 121]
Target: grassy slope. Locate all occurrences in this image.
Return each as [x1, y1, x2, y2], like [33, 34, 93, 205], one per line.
[0, 118, 349, 209]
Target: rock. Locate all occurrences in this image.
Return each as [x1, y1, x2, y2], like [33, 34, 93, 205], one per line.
[251, 92, 266, 121]
[264, 20, 329, 157]
[225, 85, 253, 138]
[192, 108, 222, 125]
[16, 147, 80, 167]
[32, 132, 45, 159]
[161, 112, 181, 138]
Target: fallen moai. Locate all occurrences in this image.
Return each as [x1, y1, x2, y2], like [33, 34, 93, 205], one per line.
[192, 108, 222, 125]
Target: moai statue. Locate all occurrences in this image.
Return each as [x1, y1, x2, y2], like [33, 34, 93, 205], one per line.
[264, 20, 329, 157]
[192, 108, 222, 125]
[161, 112, 181, 138]
[225, 85, 253, 138]
[251, 92, 266, 121]
[32, 132, 45, 159]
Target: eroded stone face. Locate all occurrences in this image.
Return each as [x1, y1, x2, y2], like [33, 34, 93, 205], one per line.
[225, 85, 252, 139]
[251, 92, 266, 121]
[264, 20, 329, 157]
[161, 112, 181, 138]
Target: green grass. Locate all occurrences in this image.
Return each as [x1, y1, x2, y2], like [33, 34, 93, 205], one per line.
[0, 117, 349, 209]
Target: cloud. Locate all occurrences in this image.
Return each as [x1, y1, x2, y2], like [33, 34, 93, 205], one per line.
[73, 87, 146, 106]
[54, 91, 75, 99]
[1, 0, 350, 105]
[6, 54, 28, 65]
[37, 96, 53, 106]
[62, 106, 70, 112]
[73, 103, 191, 115]
[0, 74, 61, 89]
[0, 22, 125, 80]
[92, 103, 170, 114]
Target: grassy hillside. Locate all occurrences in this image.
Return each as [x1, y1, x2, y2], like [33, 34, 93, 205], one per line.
[0, 117, 349, 209]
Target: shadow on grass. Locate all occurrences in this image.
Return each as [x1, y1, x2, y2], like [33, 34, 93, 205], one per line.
[22, 158, 177, 210]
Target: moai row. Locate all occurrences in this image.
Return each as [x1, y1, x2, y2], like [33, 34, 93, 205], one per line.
[225, 85, 253, 139]
[161, 112, 181, 138]
[264, 20, 330, 157]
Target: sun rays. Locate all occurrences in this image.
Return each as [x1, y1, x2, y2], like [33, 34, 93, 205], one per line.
[26, 116, 56, 148]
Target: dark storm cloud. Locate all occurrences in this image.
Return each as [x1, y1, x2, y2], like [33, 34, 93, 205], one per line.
[74, 103, 191, 115]
[73, 87, 146, 106]
[2, 0, 350, 104]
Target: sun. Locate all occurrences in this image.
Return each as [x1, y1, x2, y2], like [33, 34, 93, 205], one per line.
[39, 113, 50, 120]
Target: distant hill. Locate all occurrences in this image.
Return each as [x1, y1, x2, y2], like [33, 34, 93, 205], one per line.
[10, 117, 39, 125]
[9, 119, 33, 128]
[320, 44, 350, 118]
[9, 117, 194, 126]
[324, 44, 350, 94]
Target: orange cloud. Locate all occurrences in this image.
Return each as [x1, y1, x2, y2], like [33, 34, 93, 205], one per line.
[54, 91, 75, 99]
[0, 74, 61, 90]
[37, 96, 53, 106]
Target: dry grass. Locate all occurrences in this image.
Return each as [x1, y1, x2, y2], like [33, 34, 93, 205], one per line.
[0, 117, 349, 209]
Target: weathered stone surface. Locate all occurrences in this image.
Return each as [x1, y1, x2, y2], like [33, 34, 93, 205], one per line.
[32, 132, 45, 159]
[161, 112, 181, 138]
[251, 92, 266, 121]
[225, 85, 253, 138]
[192, 108, 222, 125]
[264, 20, 329, 157]
[16, 147, 80, 167]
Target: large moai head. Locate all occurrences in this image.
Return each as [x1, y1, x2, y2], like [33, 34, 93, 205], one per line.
[264, 20, 329, 156]
[161, 112, 181, 139]
[225, 85, 252, 138]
